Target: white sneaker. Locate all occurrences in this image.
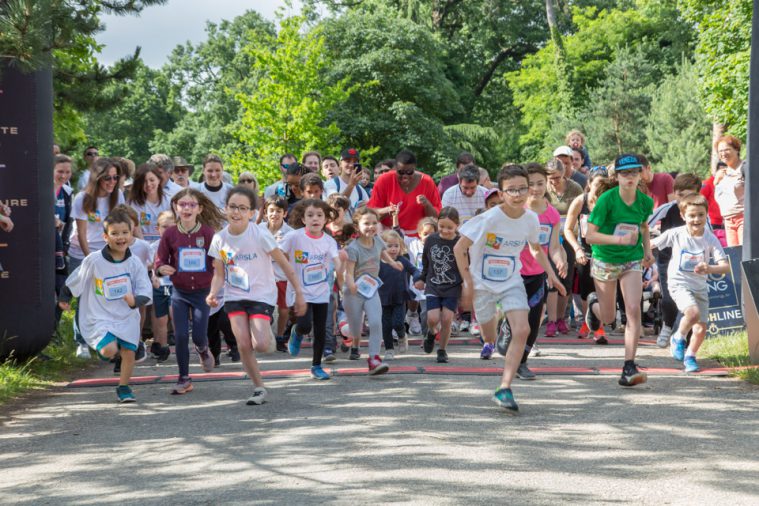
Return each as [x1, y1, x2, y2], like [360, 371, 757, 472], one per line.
[657, 325, 673, 348]
[451, 320, 460, 333]
[76, 344, 91, 359]
[530, 344, 542, 357]
[246, 386, 267, 405]
[470, 322, 481, 337]
[384, 350, 395, 361]
[459, 320, 470, 332]
[398, 337, 408, 353]
[408, 316, 422, 335]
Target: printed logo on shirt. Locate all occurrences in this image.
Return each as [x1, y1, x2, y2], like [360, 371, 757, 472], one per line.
[139, 212, 151, 226]
[196, 236, 205, 248]
[95, 278, 104, 296]
[486, 233, 502, 250]
[295, 250, 309, 264]
[87, 210, 102, 223]
[220, 248, 236, 265]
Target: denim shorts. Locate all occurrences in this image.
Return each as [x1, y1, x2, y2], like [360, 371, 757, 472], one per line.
[426, 295, 459, 312]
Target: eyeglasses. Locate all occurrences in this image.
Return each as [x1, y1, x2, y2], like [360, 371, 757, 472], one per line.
[85, 151, 98, 157]
[590, 166, 608, 176]
[100, 175, 119, 182]
[227, 205, 251, 213]
[239, 179, 255, 184]
[617, 170, 641, 177]
[176, 202, 199, 209]
[396, 169, 414, 176]
[502, 187, 529, 196]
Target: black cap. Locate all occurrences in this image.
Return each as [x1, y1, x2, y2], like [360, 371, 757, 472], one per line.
[340, 148, 360, 161]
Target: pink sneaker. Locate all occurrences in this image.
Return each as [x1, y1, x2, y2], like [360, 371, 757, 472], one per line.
[545, 321, 557, 337]
[368, 355, 389, 376]
[556, 319, 570, 335]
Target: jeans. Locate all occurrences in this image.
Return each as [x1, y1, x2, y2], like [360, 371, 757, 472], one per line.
[382, 303, 406, 350]
[172, 287, 210, 378]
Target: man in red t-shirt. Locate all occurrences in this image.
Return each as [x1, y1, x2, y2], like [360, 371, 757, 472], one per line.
[368, 149, 442, 237]
[638, 154, 674, 208]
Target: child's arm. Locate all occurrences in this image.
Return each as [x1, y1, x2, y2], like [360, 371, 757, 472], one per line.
[391, 205, 400, 229]
[381, 250, 403, 271]
[155, 234, 176, 276]
[585, 222, 638, 246]
[0, 214, 13, 232]
[641, 221, 654, 268]
[453, 236, 473, 310]
[206, 260, 226, 308]
[563, 196, 586, 265]
[529, 242, 566, 296]
[344, 258, 357, 294]
[333, 255, 344, 291]
[695, 259, 730, 276]
[271, 248, 306, 316]
[549, 221, 567, 278]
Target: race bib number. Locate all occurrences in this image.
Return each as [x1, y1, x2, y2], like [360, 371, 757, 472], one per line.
[538, 224, 552, 246]
[178, 247, 206, 272]
[482, 254, 515, 282]
[227, 265, 250, 291]
[614, 223, 638, 237]
[303, 263, 328, 286]
[103, 274, 131, 301]
[355, 274, 383, 299]
[679, 250, 705, 272]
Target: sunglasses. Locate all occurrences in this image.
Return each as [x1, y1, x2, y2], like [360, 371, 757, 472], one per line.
[100, 175, 119, 182]
[590, 166, 608, 176]
[239, 178, 255, 184]
[85, 151, 98, 157]
[396, 169, 414, 176]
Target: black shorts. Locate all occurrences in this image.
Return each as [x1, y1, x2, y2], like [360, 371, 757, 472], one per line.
[224, 300, 275, 321]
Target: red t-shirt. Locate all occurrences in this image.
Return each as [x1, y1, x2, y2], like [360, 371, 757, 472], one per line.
[645, 173, 674, 208]
[368, 171, 442, 236]
[700, 176, 724, 226]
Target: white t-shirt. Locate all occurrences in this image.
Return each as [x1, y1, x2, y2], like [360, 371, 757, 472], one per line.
[128, 194, 172, 241]
[441, 184, 487, 223]
[459, 205, 540, 293]
[68, 192, 126, 260]
[192, 181, 233, 210]
[324, 176, 369, 213]
[65, 249, 152, 348]
[129, 238, 153, 269]
[208, 222, 279, 305]
[652, 226, 727, 293]
[149, 240, 172, 287]
[408, 238, 425, 301]
[258, 221, 293, 281]
[280, 228, 339, 304]
[163, 180, 183, 199]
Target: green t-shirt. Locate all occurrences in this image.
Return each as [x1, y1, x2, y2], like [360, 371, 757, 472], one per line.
[588, 188, 653, 264]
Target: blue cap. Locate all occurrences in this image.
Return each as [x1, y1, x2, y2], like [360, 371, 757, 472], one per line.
[614, 154, 642, 171]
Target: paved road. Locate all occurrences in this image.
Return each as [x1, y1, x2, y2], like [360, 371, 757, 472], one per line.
[2, 333, 758, 505]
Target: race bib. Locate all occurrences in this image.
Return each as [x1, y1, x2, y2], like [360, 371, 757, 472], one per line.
[227, 265, 250, 291]
[538, 224, 552, 246]
[482, 254, 515, 282]
[579, 215, 589, 238]
[303, 263, 328, 286]
[103, 274, 131, 301]
[355, 274, 383, 299]
[679, 250, 705, 272]
[178, 247, 206, 272]
[614, 223, 639, 237]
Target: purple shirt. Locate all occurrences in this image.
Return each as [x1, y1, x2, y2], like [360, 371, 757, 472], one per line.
[155, 224, 215, 292]
[437, 173, 459, 197]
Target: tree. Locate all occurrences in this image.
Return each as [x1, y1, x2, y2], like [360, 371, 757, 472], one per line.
[645, 58, 712, 176]
[230, 16, 353, 185]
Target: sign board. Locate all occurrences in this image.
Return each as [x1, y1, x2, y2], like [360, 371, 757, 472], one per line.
[706, 246, 744, 337]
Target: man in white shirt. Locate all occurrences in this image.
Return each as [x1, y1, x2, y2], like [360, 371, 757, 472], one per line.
[440, 165, 487, 223]
[324, 147, 369, 214]
[149, 154, 183, 198]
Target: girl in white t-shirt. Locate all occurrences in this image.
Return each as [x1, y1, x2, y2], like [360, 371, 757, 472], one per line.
[127, 164, 172, 241]
[280, 199, 343, 380]
[207, 187, 306, 405]
[193, 154, 233, 210]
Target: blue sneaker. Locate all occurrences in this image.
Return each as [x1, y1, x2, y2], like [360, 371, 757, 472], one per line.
[116, 385, 135, 403]
[480, 343, 495, 360]
[683, 356, 700, 373]
[492, 387, 519, 414]
[311, 365, 331, 380]
[670, 336, 686, 361]
[289, 326, 303, 356]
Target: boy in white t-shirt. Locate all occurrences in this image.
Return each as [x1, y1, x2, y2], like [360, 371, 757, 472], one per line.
[651, 194, 729, 372]
[454, 165, 565, 414]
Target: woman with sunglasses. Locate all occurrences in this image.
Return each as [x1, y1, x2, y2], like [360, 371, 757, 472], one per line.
[67, 157, 124, 358]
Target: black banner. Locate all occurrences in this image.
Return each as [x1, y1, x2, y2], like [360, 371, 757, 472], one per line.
[0, 64, 55, 361]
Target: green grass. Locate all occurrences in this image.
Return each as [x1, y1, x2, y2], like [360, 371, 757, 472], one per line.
[701, 331, 759, 385]
[0, 310, 94, 404]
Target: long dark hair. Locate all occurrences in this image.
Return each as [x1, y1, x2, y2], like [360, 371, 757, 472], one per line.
[288, 198, 338, 229]
[170, 188, 226, 231]
[83, 158, 121, 214]
[128, 164, 165, 206]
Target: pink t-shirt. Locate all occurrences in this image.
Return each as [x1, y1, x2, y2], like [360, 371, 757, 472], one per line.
[519, 204, 560, 276]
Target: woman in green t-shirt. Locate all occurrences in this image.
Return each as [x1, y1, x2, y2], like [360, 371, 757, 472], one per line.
[584, 154, 654, 388]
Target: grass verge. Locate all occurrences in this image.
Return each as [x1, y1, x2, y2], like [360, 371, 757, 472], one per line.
[0, 310, 93, 404]
[701, 331, 759, 385]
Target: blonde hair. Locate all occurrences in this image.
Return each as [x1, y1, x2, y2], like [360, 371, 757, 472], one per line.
[381, 230, 406, 254]
[416, 217, 438, 234]
[157, 210, 175, 226]
[565, 129, 586, 146]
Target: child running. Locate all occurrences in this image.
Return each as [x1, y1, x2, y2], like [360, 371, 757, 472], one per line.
[156, 188, 225, 395]
[148, 210, 175, 362]
[406, 217, 437, 338]
[60, 209, 152, 402]
[344, 207, 403, 375]
[207, 187, 306, 404]
[281, 199, 343, 380]
[584, 154, 655, 387]
[454, 164, 565, 414]
[415, 207, 463, 363]
[378, 230, 418, 360]
[651, 194, 728, 372]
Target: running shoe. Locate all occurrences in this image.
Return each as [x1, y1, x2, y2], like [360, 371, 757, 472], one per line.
[349, 348, 361, 360]
[398, 336, 408, 353]
[530, 344, 542, 357]
[289, 326, 303, 357]
[157, 345, 171, 363]
[556, 319, 570, 335]
[496, 318, 512, 357]
[459, 320, 470, 333]
[323, 349, 337, 363]
[545, 321, 557, 337]
[423, 332, 435, 354]
[150, 341, 162, 357]
[135, 341, 147, 363]
[276, 338, 288, 353]
[213, 354, 221, 368]
[368, 355, 389, 375]
[594, 334, 608, 345]
[585, 292, 601, 331]
[311, 365, 331, 380]
[578, 322, 590, 339]
[247, 386, 267, 405]
[197, 346, 214, 372]
[671, 336, 687, 362]
[76, 343, 91, 359]
[618, 363, 647, 387]
[436, 349, 448, 363]
[408, 315, 422, 335]
[516, 363, 536, 380]
[470, 322, 481, 337]
[384, 349, 395, 361]
[683, 356, 700, 373]
[116, 385, 136, 403]
[492, 387, 519, 414]
[340, 337, 352, 353]
[480, 343, 494, 360]
[171, 377, 194, 395]
[657, 325, 673, 348]
[229, 347, 240, 362]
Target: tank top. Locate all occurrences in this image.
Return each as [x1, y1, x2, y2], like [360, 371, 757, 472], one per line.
[578, 193, 592, 255]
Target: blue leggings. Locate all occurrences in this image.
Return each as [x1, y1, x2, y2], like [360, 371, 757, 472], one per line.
[171, 287, 210, 378]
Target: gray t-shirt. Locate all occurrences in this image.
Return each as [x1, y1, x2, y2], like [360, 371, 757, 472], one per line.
[345, 236, 386, 278]
[570, 170, 588, 190]
[652, 226, 727, 293]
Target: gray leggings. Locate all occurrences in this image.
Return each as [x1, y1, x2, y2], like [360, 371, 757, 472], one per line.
[343, 290, 383, 357]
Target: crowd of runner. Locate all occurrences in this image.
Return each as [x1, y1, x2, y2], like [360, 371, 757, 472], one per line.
[45, 129, 746, 413]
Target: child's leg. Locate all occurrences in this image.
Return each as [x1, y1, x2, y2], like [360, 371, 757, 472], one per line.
[381, 305, 394, 350]
[419, 300, 428, 336]
[546, 291, 558, 322]
[343, 292, 365, 348]
[426, 308, 441, 336]
[590, 279, 618, 326]
[229, 314, 264, 387]
[499, 310, 530, 388]
[294, 303, 314, 337]
[618, 270, 643, 361]
[439, 308, 454, 350]
[171, 293, 191, 378]
[310, 303, 328, 366]
[207, 311, 222, 359]
[325, 291, 337, 352]
[152, 313, 168, 347]
[189, 291, 211, 351]
[676, 305, 699, 340]
[391, 303, 406, 340]
[687, 321, 707, 356]
[365, 294, 383, 357]
[119, 348, 136, 386]
[217, 310, 237, 351]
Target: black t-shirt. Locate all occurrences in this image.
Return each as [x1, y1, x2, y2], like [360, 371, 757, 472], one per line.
[420, 233, 463, 298]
